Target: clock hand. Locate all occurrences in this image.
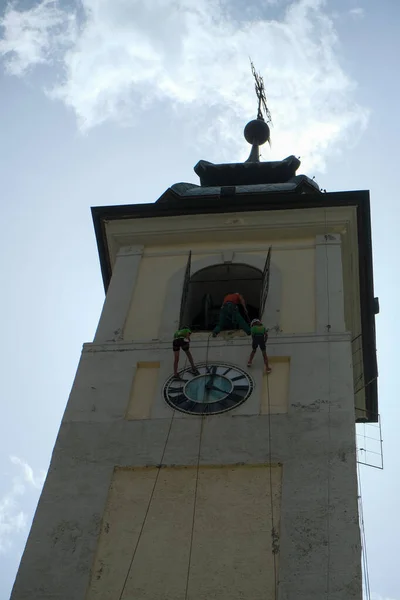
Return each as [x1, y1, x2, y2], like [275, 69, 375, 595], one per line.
[207, 384, 228, 394]
[206, 366, 218, 378]
[205, 374, 218, 390]
[205, 370, 219, 389]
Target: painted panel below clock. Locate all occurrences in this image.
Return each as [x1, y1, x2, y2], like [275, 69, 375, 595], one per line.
[86, 464, 282, 600]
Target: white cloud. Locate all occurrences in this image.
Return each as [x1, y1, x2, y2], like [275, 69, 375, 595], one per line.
[349, 7, 365, 18]
[10, 456, 46, 490]
[0, 0, 76, 76]
[0, 457, 45, 553]
[0, 0, 369, 172]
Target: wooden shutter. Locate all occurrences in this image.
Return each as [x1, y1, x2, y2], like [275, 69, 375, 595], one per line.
[179, 251, 192, 327]
[259, 246, 272, 317]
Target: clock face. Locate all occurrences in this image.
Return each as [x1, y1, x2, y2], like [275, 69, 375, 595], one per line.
[163, 363, 254, 415]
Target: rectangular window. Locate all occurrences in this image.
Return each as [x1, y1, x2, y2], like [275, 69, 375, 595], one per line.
[126, 361, 160, 420]
[261, 357, 290, 414]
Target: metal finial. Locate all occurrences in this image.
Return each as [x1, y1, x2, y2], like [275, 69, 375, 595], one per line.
[244, 61, 272, 162]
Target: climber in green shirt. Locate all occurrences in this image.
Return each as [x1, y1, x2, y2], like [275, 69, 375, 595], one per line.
[173, 327, 199, 380]
[247, 319, 272, 374]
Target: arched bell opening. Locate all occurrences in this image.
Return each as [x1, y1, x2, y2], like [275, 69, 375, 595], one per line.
[179, 255, 272, 332]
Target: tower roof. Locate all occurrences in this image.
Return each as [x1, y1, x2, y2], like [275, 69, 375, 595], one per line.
[157, 62, 320, 200]
[156, 127, 320, 202]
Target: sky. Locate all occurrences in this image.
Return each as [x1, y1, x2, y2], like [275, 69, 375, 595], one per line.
[0, 0, 398, 598]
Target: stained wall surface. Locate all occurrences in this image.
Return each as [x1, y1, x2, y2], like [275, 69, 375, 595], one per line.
[87, 465, 282, 600]
[10, 226, 362, 600]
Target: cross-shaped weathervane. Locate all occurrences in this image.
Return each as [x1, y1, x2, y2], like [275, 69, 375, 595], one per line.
[250, 60, 272, 125]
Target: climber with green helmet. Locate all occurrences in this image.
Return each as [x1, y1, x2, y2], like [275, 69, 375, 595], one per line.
[247, 318, 272, 374]
[173, 327, 200, 380]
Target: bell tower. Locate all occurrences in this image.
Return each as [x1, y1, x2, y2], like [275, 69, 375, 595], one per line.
[11, 100, 378, 599]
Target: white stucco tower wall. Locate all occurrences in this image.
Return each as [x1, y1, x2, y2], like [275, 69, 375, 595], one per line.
[10, 190, 378, 600]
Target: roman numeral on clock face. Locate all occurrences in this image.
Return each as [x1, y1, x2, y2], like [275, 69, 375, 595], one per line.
[231, 375, 246, 382]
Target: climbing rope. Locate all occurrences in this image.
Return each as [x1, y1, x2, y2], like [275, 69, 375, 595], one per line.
[118, 405, 176, 600]
[119, 327, 280, 598]
[118, 337, 217, 600]
[117, 350, 191, 599]
[324, 208, 333, 600]
[357, 461, 371, 600]
[184, 414, 205, 600]
[204, 332, 212, 369]
[265, 371, 278, 600]
[183, 334, 212, 598]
